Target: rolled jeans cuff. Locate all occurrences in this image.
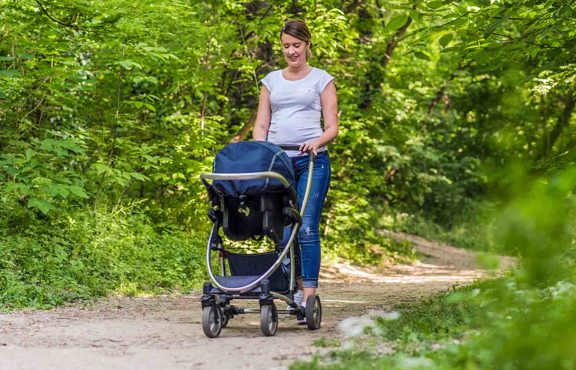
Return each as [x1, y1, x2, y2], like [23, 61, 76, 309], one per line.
[302, 279, 318, 289]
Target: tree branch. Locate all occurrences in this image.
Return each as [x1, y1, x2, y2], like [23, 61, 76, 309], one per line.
[427, 86, 447, 115]
[382, 16, 412, 68]
[34, 0, 78, 30]
[229, 111, 257, 143]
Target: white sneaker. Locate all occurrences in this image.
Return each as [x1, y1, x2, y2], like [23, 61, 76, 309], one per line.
[287, 290, 304, 314]
[293, 290, 304, 306]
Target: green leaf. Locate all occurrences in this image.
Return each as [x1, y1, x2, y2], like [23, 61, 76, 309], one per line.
[414, 51, 431, 60]
[387, 14, 409, 32]
[143, 102, 156, 112]
[28, 198, 56, 215]
[439, 33, 453, 48]
[0, 70, 22, 77]
[5, 183, 31, 196]
[130, 172, 150, 182]
[68, 185, 89, 199]
[92, 163, 113, 176]
[171, 172, 186, 181]
[426, 0, 445, 9]
[115, 60, 143, 71]
[48, 183, 70, 198]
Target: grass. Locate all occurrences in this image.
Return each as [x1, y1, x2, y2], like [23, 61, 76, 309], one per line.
[292, 275, 576, 370]
[290, 282, 487, 369]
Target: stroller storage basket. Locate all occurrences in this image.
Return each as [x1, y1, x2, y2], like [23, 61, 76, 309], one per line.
[215, 251, 289, 292]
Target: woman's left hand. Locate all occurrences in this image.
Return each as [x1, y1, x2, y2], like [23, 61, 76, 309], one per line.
[299, 141, 321, 155]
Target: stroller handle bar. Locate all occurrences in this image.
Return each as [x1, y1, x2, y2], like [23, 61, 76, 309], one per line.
[199, 171, 292, 188]
[278, 145, 301, 151]
[278, 144, 319, 160]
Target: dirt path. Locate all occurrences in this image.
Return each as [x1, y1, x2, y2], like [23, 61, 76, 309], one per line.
[0, 233, 504, 370]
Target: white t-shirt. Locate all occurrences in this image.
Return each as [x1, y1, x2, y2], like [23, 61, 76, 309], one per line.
[261, 67, 334, 157]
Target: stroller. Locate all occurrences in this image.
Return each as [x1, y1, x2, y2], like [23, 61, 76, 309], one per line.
[199, 141, 322, 337]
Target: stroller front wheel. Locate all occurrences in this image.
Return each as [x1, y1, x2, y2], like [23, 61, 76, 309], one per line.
[305, 295, 322, 330]
[260, 303, 278, 336]
[202, 304, 224, 338]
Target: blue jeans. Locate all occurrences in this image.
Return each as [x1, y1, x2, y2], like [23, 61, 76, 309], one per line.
[283, 152, 331, 289]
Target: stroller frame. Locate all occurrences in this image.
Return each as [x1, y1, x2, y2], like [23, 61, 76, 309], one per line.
[199, 147, 322, 337]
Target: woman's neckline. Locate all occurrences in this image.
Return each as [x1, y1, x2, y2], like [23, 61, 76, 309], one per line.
[281, 66, 314, 82]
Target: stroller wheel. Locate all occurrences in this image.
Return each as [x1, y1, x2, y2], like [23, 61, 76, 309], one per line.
[221, 310, 230, 328]
[305, 295, 322, 330]
[202, 304, 224, 338]
[260, 303, 278, 336]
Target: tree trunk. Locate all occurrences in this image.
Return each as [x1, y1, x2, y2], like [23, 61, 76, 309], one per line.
[540, 95, 575, 160]
[359, 16, 413, 110]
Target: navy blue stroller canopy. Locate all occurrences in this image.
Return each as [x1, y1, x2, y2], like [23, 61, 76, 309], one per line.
[212, 141, 295, 196]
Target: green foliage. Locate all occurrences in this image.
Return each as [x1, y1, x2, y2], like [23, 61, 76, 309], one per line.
[293, 163, 576, 370]
[391, 201, 495, 252]
[293, 280, 576, 370]
[0, 3, 575, 370]
[492, 167, 576, 284]
[0, 207, 206, 310]
[0, 133, 88, 217]
[375, 287, 483, 346]
[291, 282, 487, 370]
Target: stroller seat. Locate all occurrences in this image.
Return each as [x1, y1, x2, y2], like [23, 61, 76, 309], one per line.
[221, 192, 290, 245]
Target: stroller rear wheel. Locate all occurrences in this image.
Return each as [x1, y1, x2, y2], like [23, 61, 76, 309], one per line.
[260, 302, 278, 336]
[305, 295, 322, 330]
[202, 304, 224, 338]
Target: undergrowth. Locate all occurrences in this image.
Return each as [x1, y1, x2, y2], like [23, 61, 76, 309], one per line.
[0, 207, 207, 311]
[292, 278, 576, 370]
[383, 200, 497, 253]
[292, 166, 576, 370]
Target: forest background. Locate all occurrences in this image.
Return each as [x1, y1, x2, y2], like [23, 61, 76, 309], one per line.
[1, 0, 575, 368]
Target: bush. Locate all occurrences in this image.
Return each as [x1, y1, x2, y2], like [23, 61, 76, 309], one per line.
[0, 207, 207, 310]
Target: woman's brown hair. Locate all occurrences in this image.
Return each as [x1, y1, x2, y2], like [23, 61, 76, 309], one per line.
[281, 19, 311, 44]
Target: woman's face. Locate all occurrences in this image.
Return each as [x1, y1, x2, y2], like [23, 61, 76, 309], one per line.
[281, 33, 308, 69]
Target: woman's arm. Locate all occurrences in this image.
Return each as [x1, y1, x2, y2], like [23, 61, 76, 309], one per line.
[252, 86, 271, 141]
[300, 80, 339, 154]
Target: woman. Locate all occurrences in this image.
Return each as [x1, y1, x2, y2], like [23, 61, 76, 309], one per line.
[252, 19, 339, 310]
